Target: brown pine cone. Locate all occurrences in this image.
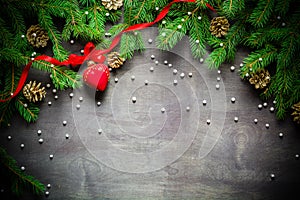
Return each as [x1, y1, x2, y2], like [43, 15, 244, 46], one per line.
[209, 16, 230, 38]
[292, 102, 300, 124]
[249, 69, 271, 89]
[102, 0, 123, 10]
[23, 81, 46, 103]
[26, 25, 49, 48]
[107, 52, 125, 69]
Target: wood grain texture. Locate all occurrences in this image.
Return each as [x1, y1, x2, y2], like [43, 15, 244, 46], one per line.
[1, 28, 300, 200]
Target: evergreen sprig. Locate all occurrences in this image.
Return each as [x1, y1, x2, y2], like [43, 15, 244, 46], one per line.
[0, 147, 45, 196]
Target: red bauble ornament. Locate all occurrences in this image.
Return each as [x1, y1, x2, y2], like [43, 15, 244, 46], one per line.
[83, 61, 110, 91]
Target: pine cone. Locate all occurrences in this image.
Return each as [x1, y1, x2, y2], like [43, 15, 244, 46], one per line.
[26, 25, 49, 48]
[23, 81, 46, 103]
[249, 69, 271, 89]
[292, 102, 300, 124]
[209, 16, 230, 37]
[107, 52, 125, 69]
[102, 0, 123, 10]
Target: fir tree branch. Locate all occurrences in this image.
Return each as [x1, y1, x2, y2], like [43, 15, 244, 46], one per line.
[15, 96, 40, 123]
[0, 146, 45, 196]
[247, 0, 275, 28]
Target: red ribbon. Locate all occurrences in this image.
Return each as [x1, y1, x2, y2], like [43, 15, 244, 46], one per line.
[0, 0, 215, 102]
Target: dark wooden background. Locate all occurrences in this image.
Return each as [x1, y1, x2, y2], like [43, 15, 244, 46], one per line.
[1, 28, 300, 200]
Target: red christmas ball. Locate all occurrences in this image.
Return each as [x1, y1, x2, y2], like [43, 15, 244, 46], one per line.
[83, 62, 110, 91]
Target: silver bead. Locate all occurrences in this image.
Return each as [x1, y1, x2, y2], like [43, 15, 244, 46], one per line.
[173, 69, 178, 75]
[98, 129, 102, 134]
[155, 61, 159, 65]
[273, 100, 277, 104]
[144, 80, 149, 85]
[254, 118, 258, 124]
[168, 63, 173, 68]
[220, 43, 224, 47]
[239, 63, 243, 67]
[49, 154, 54, 159]
[148, 39, 153, 44]
[24, 103, 28, 108]
[164, 60, 168, 65]
[177, 25, 182, 29]
[258, 57, 262, 61]
[105, 13, 109, 16]
[234, 117, 239, 122]
[282, 22, 286, 26]
[20, 166, 26, 171]
[38, 138, 44, 144]
[173, 80, 178, 85]
[206, 119, 211, 125]
[162, 32, 166, 37]
[84, 11, 88, 15]
[69, 93, 74, 98]
[48, 101, 52, 106]
[131, 75, 135, 80]
[70, 40, 74, 44]
[263, 102, 268, 107]
[270, 107, 275, 112]
[155, 7, 159, 11]
[52, 89, 57, 93]
[97, 101, 101, 106]
[187, 11, 192, 15]
[295, 154, 299, 159]
[188, 72, 193, 77]
[162, 20, 166, 24]
[46, 83, 51, 88]
[231, 97, 236, 103]
[7, 135, 12, 140]
[230, 66, 235, 72]
[20, 143, 25, 149]
[198, 16, 202, 20]
[200, 58, 204, 63]
[47, 184, 51, 188]
[217, 77, 221, 81]
[54, 95, 58, 100]
[180, 73, 185, 79]
[21, 34, 25, 38]
[132, 96, 137, 103]
[150, 55, 155, 59]
[79, 97, 83, 102]
[161, 107, 166, 113]
[270, 173, 275, 180]
[114, 78, 119, 83]
[80, 49, 84, 54]
[150, 67, 154, 72]
[202, 100, 207, 105]
[265, 123, 270, 129]
[258, 104, 263, 109]
[65, 134, 69, 139]
[76, 104, 80, 109]
[63, 120, 67, 126]
[45, 191, 50, 196]
[216, 84, 220, 89]
[195, 40, 199, 44]
[278, 132, 283, 138]
[217, 70, 221, 74]
[186, 106, 190, 112]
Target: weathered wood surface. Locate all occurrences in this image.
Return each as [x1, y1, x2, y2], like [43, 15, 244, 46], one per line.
[1, 28, 300, 200]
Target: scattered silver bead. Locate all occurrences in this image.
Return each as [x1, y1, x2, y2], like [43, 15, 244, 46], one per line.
[234, 117, 239, 122]
[63, 120, 67, 126]
[187, 11, 192, 15]
[168, 63, 173, 68]
[45, 191, 50, 196]
[48, 101, 52, 106]
[52, 89, 57, 93]
[231, 97, 236, 103]
[65, 134, 69, 139]
[239, 63, 243, 67]
[131, 75, 135, 80]
[188, 72, 193, 77]
[270, 107, 275, 112]
[80, 49, 84, 54]
[258, 57, 262, 61]
[279, 132, 284, 138]
[273, 100, 277, 104]
[217, 70, 221, 74]
[105, 13, 109, 16]
[162, 20, 166, 24]
[155, 61, 159, 65]
[277, 16, 281, 20]
[155, 7, 159, 11]
[202, 100, 207, 105]
[7, 135, 12, 140]
[49, 154, 54, 159]
[161, 107, 166, 113]
[148, 38, 153, 44]
[195, 40, 199, 44]
[295, 154, 299, 160]
[217, 77, 221, 81]
[180, 73, 185, 79]
[21, 34, 25, 38]
[114, 78, 119, 83]
[245, 73, 250, 78]
[84, 11, 88, 15]
[76, 104, 80, 109]
[220, 43, 224, 47]
[69, 93, 74, 98]
[109, 68, 112, 72]
[263, 102, 268, 107]
[177, 25, 182, 29]
[97, 102, 101, 106]
[37, 129, 42, 135]
[47, 184, 51, 188]
[46, 83, 51, 88]
[70, 40, 74, 44]
[282, 22, 286, 26]
[216, 84, 220, 89]
[173, 80, 178, 85]
[186, 106, 190, 112]
[198, 16, 202, 20]
[270, 173, 275, 180]
[162, 32, 166, 37]
[254, 118, 258, 124]
[150, 55, 155, 59]
[132, 96, 137, 103]
[79, 97, 83, 102]
[38, 138, 44, 144]
[181, 18, 185, 22]
[20, 166, 26, 171]
[144, 80, 149, 85]
[98, 129, 102, 134]
[265, 123, 270, 129]
[230, 66, 235, 72]
[206, 119, 211, 125]
[164, 60, 168, 65]
[173, 69, 178, 75]
[200, 58, 204, 63]
[24, 103, 28, 108]
[54, 95, 58, 100]
[150, 67, 154, 72]
[258, 104, 263, 109]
